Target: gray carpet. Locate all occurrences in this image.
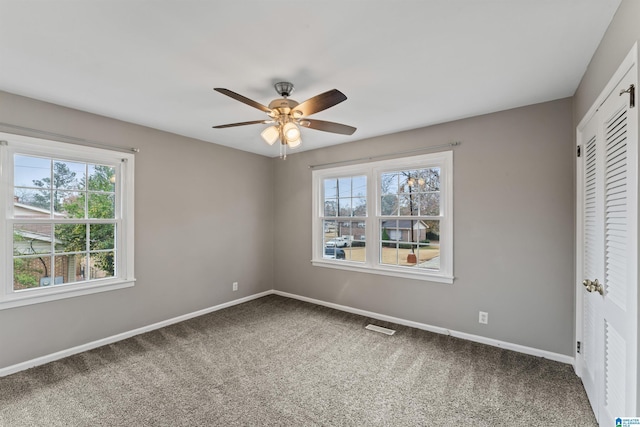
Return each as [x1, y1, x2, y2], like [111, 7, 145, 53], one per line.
[0, 295, 596, 426]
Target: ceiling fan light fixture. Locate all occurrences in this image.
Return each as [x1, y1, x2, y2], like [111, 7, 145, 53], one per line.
[212, 83, 356, 158]
[261, 126, 279, 145]
[287, 135, 302, 149]
[283, 122, 301, 142]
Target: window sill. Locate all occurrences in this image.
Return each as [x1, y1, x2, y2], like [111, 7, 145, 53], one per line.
[311, 259, 454, 284]
[0, 278, 136, 310]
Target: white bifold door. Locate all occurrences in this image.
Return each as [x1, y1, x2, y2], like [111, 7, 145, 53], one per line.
[576, 43, 638, 425]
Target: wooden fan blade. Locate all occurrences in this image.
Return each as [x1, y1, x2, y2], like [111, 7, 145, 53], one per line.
[213, 120, 271, 129]
[214, 88, 272, 113]
[293, 89, 347, 117]
[301, 119, 356, 135]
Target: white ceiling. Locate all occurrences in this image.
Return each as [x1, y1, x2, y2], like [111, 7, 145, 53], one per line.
[0, 0, 622, 157]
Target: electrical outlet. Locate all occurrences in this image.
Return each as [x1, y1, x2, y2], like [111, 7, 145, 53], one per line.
[232, 282, 238, 291]
[479, 311, 488, 324]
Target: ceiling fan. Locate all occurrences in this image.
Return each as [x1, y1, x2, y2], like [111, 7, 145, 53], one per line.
[213, 82, 356, 157]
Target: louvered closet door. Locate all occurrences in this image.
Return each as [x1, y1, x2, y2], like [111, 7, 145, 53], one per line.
[598, 65, 637, 423]
[578, 59, 638, 425]
[580, 114, 602, 418]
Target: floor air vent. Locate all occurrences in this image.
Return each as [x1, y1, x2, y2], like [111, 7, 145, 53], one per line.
[365, 324, 396, 335]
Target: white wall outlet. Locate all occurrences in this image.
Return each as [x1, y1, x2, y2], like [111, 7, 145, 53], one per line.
[479, 311, 488, 324]
[232, 282, 238, 291]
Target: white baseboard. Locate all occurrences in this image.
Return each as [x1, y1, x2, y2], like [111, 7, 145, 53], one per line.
[0, 290, 272, 377]
[1, 288, 574, 377]
[273, 290, 575, 365]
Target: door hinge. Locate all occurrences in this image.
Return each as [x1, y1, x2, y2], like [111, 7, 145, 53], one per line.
[577, 145, 581, 157]
[577, 341, 581, 354]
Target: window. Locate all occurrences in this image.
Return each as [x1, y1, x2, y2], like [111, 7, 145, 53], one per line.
[312, 152, 453, 283]
[0, 132, 135, 309]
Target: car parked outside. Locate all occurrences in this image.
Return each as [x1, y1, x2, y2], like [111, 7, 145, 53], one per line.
[325, 236, 352, 248]
[324, 247, 346, 259]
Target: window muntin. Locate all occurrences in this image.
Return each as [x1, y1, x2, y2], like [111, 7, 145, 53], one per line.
[1, 133, 135, 309]
[312, 152, 453, 283]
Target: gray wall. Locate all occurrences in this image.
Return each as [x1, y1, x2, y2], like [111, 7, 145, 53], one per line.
[274, 98, 575, 356]
[0, 91, 275, 370]
[573, 0, 640, 410]
[574, 0, 640, 122]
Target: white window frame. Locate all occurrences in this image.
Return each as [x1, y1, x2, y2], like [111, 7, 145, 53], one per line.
[0, 132, 135, 309]
[312, 151, 453, 283]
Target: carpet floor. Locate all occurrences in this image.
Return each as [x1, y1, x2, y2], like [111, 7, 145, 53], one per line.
[0, 295, 596, 426]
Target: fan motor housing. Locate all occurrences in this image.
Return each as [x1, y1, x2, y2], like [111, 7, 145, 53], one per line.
[268, 98, 299, 114]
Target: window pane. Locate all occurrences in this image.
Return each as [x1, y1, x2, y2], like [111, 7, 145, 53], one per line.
[14, 189, 52, 217]
[398, 194, 418, 216]
[344, 221, 365, 262]
[90, 224, 115, 250]
[14, 224, 52, 255]
[424, 219, 440, 243]
[88, 193, 115, 219]
[53, 160, 85, 190]
[88, 165, 116, 192]
[324, 179, 338, 199]
[416, 242, 440, 270]
[337, 198, 352, 216]
[337, 177, 351, 198]
[381, 220, 399, 242]
[423, 167, 441, 191]
[353, 197, 367, 216]
[419, 192, 440, 216]
[323, 220, 337, 243]
[54, 223, 87, 254]
[54, 254, 84, 285]
[352, 176, 367, 197]
[380, 242, 399, 266]
[14, 256, 52, 290]
[418, 220, 440, 270]
[323, 246, 345, 260]
[55, 191, 85, 218]
[381, 172, 398, 195]
[90, 252, 115, 279]
[324, 199, 337, 217]
[400, 170, 419, 193]
[380, 194, 398, 215]
[14, 155, 50, 188]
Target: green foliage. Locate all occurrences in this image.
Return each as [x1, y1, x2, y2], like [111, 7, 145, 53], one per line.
[426, 231, 439, 241]
[42, 164, 116, 276]
[59, 166, 115, 275]
[13, 258, 40, 288]
[381, 228, 394, 247]
[31, 162, 78, 211]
